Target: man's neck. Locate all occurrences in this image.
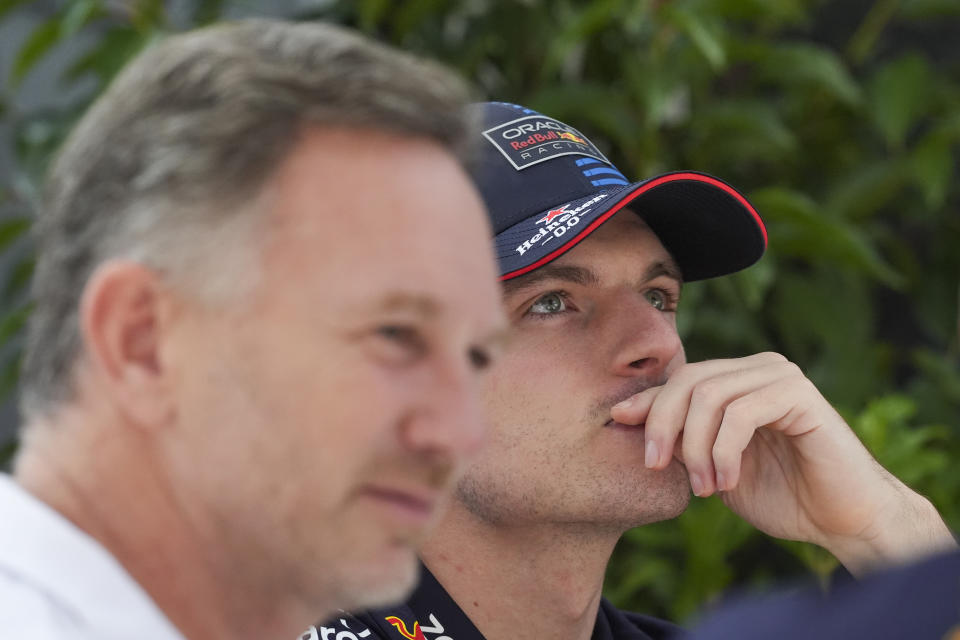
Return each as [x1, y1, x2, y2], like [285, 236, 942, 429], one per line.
[420, 504, 623, 640]
[15, 411, 310, 640]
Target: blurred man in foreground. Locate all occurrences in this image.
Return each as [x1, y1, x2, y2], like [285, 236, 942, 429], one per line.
[0, 20, 506, 640]
[311, 101, 955, 640]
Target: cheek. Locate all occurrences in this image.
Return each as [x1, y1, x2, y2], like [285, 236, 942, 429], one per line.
[481, 342, 587, 434]
[486, 334, 591, 396]
[182, 329, 392, 482]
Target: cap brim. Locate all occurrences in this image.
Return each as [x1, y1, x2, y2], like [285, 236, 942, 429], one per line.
[494, 171, 767, 282]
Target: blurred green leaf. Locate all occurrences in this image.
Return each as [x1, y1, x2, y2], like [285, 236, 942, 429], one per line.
[751, 187, 905, 286]
[61, 0, 100, 38]
[0, 0, 30, 21]
[911, 133, 953, 209]
[754, 42, 861, 106]
[869, 53, 933, 149]
[912, 350, 960, 405]
[0, 304, 30, 346]
[851, 394, 952, 489]
[357, 0, 391, 33]
[527, 84, 644, 154]
[0, 354, 21, 404]
[12, 13, 64, 87]
[775, 539, 837, 582]
[663, 5, 727, 70]
[542, 0, 620, 79]
[130, 0, 166, 34]
[674, 497, 754, 618]
[4, 256, 34, 301]
[193, 0, 225, 26]
[397, 0, 454, 42]
[731, 255, 776, 311]
[704, 0, 807, 26]
[900, 0, 960, 18]
[64, 26, 144, 86]
[0, 218, 29, 255]
[848, 0, 899, 63]
[0, 438, 16, 470]
[687, 100, 797, 166]
[823, 160, 911, 221]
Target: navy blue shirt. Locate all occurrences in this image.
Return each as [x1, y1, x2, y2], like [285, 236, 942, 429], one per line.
[692, 549, 960, 640]
[309, 564, 683, 640]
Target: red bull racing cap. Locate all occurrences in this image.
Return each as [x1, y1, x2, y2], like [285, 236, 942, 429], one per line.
[471, 102, 767, 281]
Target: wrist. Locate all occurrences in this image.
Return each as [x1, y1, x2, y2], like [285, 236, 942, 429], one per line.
[821, 491, 957, 577]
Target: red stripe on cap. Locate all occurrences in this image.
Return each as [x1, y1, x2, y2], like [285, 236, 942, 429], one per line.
[500, 172, 767, 281]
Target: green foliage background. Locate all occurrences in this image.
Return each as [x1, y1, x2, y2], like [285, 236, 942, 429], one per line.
[1, 0, 958, 625]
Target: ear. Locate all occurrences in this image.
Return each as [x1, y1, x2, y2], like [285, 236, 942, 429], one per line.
[78, 260, 178, 429]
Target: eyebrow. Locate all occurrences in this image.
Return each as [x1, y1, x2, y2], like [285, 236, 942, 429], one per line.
[370, 292, 441, 317]
[502, 265, 600, 296]
[502, 259, 683, 296]
[644, 260, 684, 285]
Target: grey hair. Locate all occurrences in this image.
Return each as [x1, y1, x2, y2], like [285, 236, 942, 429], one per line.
[20, 18, 474, 419]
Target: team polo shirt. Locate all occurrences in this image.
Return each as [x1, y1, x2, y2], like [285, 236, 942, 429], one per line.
[0, 474, 185, 640]
[307, 564, 683, 640]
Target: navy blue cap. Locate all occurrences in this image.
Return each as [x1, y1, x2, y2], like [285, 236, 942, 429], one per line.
[470, 102, 768, 281]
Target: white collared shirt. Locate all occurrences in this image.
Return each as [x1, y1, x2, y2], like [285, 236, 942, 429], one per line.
[0, 474, 186, 639]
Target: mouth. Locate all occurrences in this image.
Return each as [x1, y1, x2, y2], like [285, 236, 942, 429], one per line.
[360, 485, 441, 526]
[603, 418, 646, 432]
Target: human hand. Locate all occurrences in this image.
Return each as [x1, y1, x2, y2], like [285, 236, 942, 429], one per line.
[610, 352, 956, 574]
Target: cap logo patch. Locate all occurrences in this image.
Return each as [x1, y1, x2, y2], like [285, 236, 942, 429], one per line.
[482, 115, 609, 170]
[515, 194, 608, 256]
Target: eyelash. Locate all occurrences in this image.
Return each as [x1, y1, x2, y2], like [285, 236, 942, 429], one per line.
[523, 287, 681, 318]
[648, 287, 680, 312]
[378, 325, 427, 352]
[523, 291, 574, 319]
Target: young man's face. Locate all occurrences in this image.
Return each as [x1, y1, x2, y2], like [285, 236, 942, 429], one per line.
[456, 210, 691, 528]
[164, 128, 505, 611]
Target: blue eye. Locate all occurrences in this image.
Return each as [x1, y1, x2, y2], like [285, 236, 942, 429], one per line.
[644, 289, 666, 310]
[529, 292, 568, 315]
[643, 288, 679, 311]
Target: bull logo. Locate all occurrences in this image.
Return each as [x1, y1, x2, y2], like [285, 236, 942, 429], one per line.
[558, 131, 588, 145]
[384, 616, 426, 640]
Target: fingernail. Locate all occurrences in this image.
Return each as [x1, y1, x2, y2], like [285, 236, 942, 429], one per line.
[689, 473, 704, 497]
[715, 471, 727, 492]
[613, 398, 632, 411]
[645, 440, 659, 468]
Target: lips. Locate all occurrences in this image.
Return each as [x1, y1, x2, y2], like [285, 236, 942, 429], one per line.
[604, 418, 645, 430]
[360, 484, 442, 526]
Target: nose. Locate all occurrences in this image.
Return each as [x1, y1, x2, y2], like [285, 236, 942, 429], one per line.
[398, 357, 487, 464]
[606, 294, 683, 380]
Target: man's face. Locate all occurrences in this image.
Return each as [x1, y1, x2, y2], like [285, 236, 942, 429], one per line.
[456, 211, 690, 529]
[163, 129, 505, 610]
